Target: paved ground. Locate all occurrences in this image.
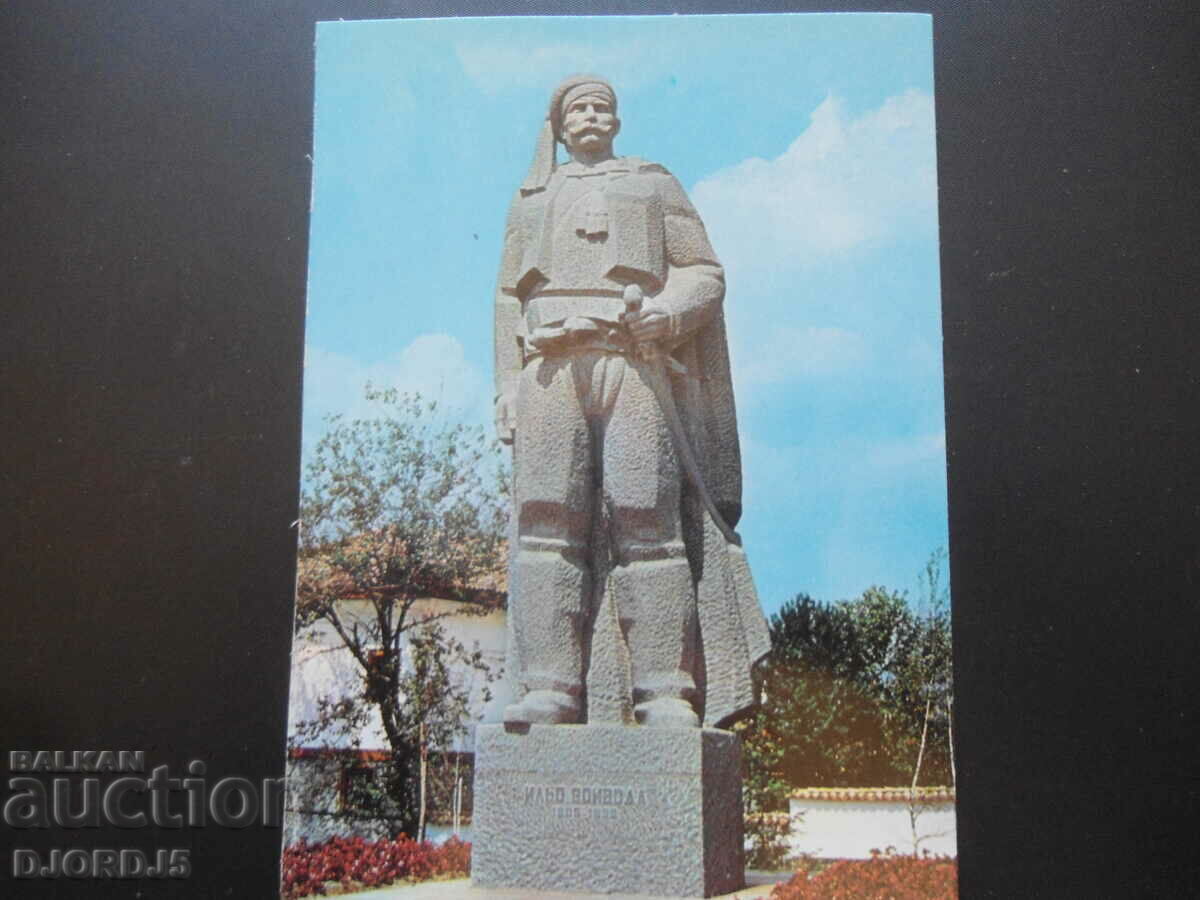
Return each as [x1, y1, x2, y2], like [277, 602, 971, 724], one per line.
[343, 871, 790, 899]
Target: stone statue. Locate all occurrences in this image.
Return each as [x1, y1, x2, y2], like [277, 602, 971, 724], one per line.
[494, 75, 770, 731]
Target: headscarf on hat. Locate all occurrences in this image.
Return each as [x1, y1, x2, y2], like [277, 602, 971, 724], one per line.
[521, 75, 617, 195]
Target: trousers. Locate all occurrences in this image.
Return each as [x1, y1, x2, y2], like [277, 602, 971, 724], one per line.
[511, 349, 698, 708]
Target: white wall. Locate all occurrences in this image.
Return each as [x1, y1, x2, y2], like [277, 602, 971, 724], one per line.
[788, 797, 957, 859]
[287, 598, 514, 753]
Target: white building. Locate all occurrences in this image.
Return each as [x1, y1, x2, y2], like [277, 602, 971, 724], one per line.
[284, 591, 511, 843]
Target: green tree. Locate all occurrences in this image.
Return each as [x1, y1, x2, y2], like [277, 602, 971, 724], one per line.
[845, 585, 922, 782]
[742, 554, 954, 810]
[739, 591, 899, 867]
[756, 592, 903, 789]
[734, 690, 794, 869]
[291, 389, 507, 839]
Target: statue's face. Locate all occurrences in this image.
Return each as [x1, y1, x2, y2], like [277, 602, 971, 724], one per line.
[560, 92, 619, 156]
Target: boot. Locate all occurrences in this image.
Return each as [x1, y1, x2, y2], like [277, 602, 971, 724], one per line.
[611, 557, 700, 727]
[507, 547, 589, 724]
[503, 690, 581, 725]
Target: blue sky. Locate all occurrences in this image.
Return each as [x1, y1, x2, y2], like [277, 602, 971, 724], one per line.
[303, 14, 946, 616]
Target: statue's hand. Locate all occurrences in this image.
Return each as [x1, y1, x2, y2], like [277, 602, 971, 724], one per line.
[495, 393, 517, 445]
[624, 307, 670, 344]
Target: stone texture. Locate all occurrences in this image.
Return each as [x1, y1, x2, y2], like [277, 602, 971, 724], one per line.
[480, 74, 770, 899]
[349, 872, 787, 899]
[495, 74, 770, 731]
[472, 724, 744, 898]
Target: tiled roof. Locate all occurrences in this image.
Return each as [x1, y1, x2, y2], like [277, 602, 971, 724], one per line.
[289, 747, 470, 761]
[288, 747, 392, 762]
[304, 534, 509, 603]
[790, 786, 955, 803]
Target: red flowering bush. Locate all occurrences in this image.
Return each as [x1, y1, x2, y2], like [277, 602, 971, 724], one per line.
[280, 835, 471, 898]
[433, 835, 471, 876]
[771, 851, 956, 900]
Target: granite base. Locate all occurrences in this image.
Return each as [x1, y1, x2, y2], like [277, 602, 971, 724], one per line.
[471, 724, 744, 898]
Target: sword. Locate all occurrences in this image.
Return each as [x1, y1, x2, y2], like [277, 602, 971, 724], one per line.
[620, 284, 741, 547]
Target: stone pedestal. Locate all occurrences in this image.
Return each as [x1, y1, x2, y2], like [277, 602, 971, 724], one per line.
[471, 724, 744, 898]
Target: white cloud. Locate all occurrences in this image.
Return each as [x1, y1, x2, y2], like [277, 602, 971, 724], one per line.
[691, 90, 937, 274]
[302, 333, 490, 454]
[733, 324, 868, 391]
[454, 37, 663, 95]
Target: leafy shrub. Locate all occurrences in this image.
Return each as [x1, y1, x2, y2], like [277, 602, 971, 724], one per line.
[745, 811, 795, 870]
[280, 834, 471, 898]
[771, 850, 956, 900]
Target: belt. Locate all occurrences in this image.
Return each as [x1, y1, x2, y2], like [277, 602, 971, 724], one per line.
[523, 317, 632, 361]
[523, 317, 698, 381]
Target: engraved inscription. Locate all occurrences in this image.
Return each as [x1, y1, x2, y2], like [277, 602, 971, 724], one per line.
[518, 784, 659, 821]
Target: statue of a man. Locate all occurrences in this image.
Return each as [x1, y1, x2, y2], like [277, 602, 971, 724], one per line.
[495, 75, 769, 730]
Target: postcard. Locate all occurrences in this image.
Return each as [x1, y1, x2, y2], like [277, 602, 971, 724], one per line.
[283, 14, 952, 899]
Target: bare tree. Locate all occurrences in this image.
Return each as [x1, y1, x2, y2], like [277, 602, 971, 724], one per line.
[904, 549, 953, 853]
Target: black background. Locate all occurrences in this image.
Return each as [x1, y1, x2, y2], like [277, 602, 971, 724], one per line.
[3, 1, 1198, 897]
